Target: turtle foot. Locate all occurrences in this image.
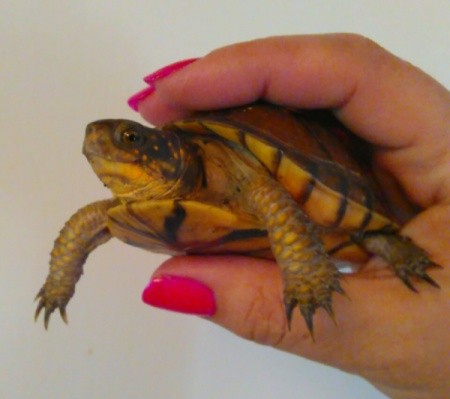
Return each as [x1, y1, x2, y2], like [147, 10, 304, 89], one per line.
[360, 233, 440, 291]
[35, 286, 70, 329]
[283, 260, 344, 338]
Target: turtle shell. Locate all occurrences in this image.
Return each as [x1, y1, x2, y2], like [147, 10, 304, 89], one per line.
[106, 104, 416, 263]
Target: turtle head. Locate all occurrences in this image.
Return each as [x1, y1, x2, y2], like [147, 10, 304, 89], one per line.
[83, 119, 202, 201]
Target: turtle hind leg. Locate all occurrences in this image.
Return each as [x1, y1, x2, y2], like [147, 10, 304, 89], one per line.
[357, 232, 440, 290]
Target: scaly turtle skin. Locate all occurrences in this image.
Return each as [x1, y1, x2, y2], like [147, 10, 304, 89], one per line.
[36, 104, 438, 333]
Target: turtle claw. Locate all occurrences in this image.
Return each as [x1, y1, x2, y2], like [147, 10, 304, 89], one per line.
[397, 269, 440, 292]
[34, 287, 69, 329]
[284, 299, 297, 329]
[283, 271, 344, 338]
[418, 272, 440, 289]
[322, 301, 336, 325]
[299, 303, 315, 339]
[59, 307, 68, 324]
[392, 254, 440, 293]
[395, 270, 418, 293]
[34, 299, 45, 322]
[361, 233, 440, 292]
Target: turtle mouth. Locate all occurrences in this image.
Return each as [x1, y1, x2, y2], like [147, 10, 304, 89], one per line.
[88, 157, 148, 195]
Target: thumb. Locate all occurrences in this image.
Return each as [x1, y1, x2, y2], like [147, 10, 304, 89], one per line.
[142, 255, 350, 356]
[141, 253, 446, 380]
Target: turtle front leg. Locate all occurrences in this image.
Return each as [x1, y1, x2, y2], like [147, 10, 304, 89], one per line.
[35, 199, 116, 328]
[249, 180, 344, 336]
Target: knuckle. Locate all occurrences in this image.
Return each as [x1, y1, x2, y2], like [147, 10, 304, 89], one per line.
[238, 288, 290, 347]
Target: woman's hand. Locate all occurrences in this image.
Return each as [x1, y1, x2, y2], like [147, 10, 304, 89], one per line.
[129, 34, 450, 399]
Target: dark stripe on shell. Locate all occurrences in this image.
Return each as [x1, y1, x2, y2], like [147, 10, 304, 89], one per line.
[109, 213, 162, 243]
[359, 209, 373, 231]
[271, 149, 283, 175]
[333, 194, 348, 228]
[298, 178, 316, 205]
[218, 228, 268, 244]
[164, 201, 187, 244]
[198, 156, 208, 188]
[198, 121, 216, 136]
[176, 110, 391, 227]
[327, 240, 354, 255]
[238, 130, 248, 147]
[331, 171, 350, 227]
[358, 182, 375, 230]
[296, 160, 318, 204]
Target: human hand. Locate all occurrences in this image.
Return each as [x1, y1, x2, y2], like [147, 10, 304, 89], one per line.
[129, 34, 450, 399]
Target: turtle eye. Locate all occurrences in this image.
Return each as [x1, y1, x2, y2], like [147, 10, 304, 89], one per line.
[117, 129, 146, 147]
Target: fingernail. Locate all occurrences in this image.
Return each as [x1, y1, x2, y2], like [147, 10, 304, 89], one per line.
[143, 58, 198, 84]
[127, 85, 156, 111]
[142, 275, 216, 316]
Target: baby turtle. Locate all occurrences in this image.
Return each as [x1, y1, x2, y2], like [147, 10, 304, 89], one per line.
[36, 103, 438, 333]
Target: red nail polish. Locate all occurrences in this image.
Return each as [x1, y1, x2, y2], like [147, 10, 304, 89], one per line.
[127, 85, 155, 111]
[143, 58, 198, 84]
[142, 275, 216, 316]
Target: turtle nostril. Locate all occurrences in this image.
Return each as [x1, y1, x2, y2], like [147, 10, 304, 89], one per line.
[85, 122, 101, 136]
[85, 124, 93, 135]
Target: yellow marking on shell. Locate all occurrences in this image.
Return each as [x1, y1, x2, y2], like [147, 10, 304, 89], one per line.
[364, 210, 395, 230]
[175, 118, 396, 233]
[301, 181, 393, 229]
[302, 184, 344, 227]
[276, 156, 312, 200]
[172, 120, 209, 134]
[204, 122, 285, 174]
[338, 203, 370, 230]
[272, 153, 395, 230]
[176, 201, 254, 241]
[201, 121, 242, 143]
[243, 134, 280, 171]
[108, 200, 268, 255]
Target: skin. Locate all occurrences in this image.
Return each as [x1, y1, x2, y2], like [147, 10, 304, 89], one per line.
[136, 34, 450, 398]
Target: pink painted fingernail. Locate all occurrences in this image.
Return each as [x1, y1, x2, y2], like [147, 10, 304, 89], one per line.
[142, 275, 216, 316]
[127, 85, 156, 111]
[143, 58, 198, 84]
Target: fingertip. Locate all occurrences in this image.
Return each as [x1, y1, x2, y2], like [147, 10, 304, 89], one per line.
[127, 85, 155, 112]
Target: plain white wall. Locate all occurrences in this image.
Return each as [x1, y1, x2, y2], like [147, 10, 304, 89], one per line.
[1, 1, 448, 398]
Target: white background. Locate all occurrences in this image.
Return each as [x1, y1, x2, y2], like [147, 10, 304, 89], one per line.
[1, 1, 448, 398]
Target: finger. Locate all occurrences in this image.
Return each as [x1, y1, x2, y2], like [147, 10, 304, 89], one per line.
[145, 255, 448, 377]
[138, 34, 450, 205]
[140, 34, 448, 147]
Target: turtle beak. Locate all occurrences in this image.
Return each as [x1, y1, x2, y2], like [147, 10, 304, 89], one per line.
[83, 120, 117, 160]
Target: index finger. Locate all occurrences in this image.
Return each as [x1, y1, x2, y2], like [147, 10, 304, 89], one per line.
[137, 34, 450, 206]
